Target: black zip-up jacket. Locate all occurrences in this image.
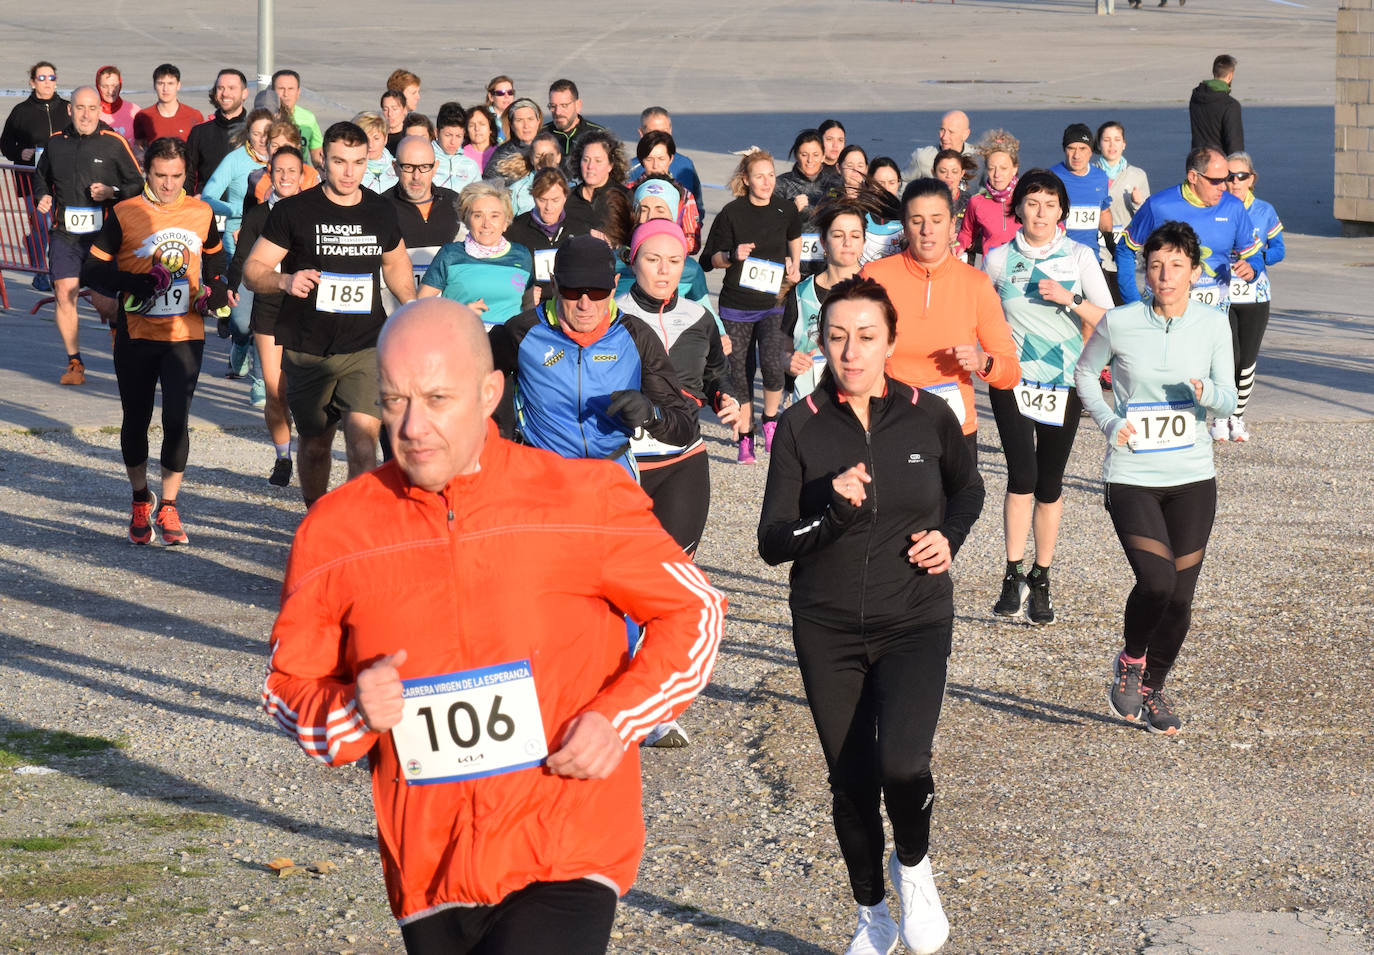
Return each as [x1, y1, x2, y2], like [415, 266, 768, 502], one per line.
[1, 92, 69, 163]
[381, 184, 462, 249]
[1188, 80, 1244, 155]
[227, 199, 283, 331]
[32, 122, 143, 237]
[186, 108, 247, 193]
[758, 376, 984, 633]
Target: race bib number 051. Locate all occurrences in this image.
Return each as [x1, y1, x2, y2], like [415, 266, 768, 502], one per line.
[738, 257, 783, 295]
[1126, 400, 1194, 453]
[317, 272, 374, 314]
[391, 659, 548, 785]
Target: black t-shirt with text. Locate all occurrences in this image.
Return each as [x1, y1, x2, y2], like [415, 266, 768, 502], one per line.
[261, 186, 403, 355]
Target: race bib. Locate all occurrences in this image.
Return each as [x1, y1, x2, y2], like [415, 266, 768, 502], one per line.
[1067, 205, 1100, 231]
[1013, 379, 1068, 426]
[800, 233, 822, 262]
[317, 272, 374, 314]
[391, 660, 548, 785]
[738, 257, 783, 295]
[64, 206, 102, 234]
[214, 214, 227, 234]
[1126, 400, 1194, 453]
[533, 248, 556, 282]
[1227, 274, 1257, 304]
[921, 381, 966, 426]
[145, 280, 190, 317]
[1188, 284, 1225, 310]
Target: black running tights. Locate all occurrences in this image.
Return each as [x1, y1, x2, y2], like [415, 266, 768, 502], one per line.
[1228, 301, 1270, 418]
[639, 450, 710, 556]
[400, 878, 617, 955]
[113, 330, 205, 472]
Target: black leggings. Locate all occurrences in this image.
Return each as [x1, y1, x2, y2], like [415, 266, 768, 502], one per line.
[639, 449, 710, 556]
[988, 386, 1083, 502]
[400, 878, 618, 955]
[725, 312, 788, 404]
[113, 330, 205, 472]
[1228, 301, 1270, 418]
[1105, 479, 1217, 690]
[793, 617, 951, 906]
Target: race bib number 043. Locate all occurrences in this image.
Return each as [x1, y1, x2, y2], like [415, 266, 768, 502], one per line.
[1014, 379, 1068, 426]
[391, 660, 548, 785]
[1126, 400, 1194, 453]
[317, 272, 374, 314]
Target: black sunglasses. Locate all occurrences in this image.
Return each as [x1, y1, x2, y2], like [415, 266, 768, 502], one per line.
[1226, 171, 1253, 182]
[558, 286, 611, 301]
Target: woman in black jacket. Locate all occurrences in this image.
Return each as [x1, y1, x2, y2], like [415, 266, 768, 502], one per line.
[758, 276, 983, 955]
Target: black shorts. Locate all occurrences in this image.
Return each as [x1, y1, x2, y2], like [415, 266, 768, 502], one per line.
[48, 231, 114, 295]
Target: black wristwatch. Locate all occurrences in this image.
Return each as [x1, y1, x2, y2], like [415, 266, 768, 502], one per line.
[1071, 293, 1084, 306]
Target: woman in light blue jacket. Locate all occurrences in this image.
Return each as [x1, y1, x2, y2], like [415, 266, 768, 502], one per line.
[1074, 221, 1236, 737]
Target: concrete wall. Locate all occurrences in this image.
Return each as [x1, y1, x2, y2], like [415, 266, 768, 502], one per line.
[1337, 0, 1374, 234]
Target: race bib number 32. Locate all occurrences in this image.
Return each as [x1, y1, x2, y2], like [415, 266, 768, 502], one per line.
[317, 272, 374, 314]
[391, 660, 548, 785]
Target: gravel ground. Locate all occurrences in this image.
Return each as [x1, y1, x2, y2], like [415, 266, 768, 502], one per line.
[0, 414, 1371, 954]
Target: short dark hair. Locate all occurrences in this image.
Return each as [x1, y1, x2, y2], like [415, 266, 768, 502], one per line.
[819, 275, 898, 344]
[144, 136, 189, 168]
[270, 145, 304, 169]
[403, 112, 435, 139]
[531, 167, 569, 199]
[1142, 221, 1202, 267]
[1186, 146, 1222, 176]
[837, 144, 868, 169]
[932, 148, 977, 181]
[1094, 121, 1125, 153]
[868, 156, 901, 180]
[640, 106, 669, 126]
[322, 121, 368, 152]
[789, 128, 824, 160]
[900, 177, 954, 216]
[435, 102, 466, 132]
[1212, 54, 1237, 78]
[818, 118, 846, 137]
[1011, 169, 1070, 224]
[380, 89, 405, 109]
[29, 62, 56, 81]
[636, 129, 676, 164]
[153, 63, 181, 83]
[271, 69, 300, 86]
[816, 201, 868, 240]
[216, 68, 248, 88]
[548, 78, 579, 99]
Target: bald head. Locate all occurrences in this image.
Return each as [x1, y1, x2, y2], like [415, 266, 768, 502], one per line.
[394, 135, 438, 201]
[70, 86, 102, 136]
[378, 299, 503, 490]
[938, 111, 970, 151]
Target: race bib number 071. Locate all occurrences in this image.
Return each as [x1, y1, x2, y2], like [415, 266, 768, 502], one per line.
[64, 206, 102, 234]
[391, 660, 548, 785]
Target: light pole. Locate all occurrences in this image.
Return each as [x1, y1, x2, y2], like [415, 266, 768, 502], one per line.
[257, 0, 275, 91]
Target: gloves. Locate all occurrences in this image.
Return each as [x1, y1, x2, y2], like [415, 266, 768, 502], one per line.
[120, 264, 172, 315]
[607, 389, 662, 433]
[195, 277, 232, 318]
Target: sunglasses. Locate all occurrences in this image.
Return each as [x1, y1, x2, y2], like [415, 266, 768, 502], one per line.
[35, 74, 57, 82]
[490, 88, 515, 97]
[1195, 173, 1229, 187]
[397, 162, 436, 174]
[557, 286, 611, 301]
[1227, 171, 1254, 182]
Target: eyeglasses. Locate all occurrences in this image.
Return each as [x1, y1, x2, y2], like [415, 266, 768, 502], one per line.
[35, 74, 57, 82]
[1226, 171, 1254, 182]
[490, 88, 515, 98]
[397, 163, 436, 174]
[557, 286, 611, 301]
[1195, 173, 1229, 187]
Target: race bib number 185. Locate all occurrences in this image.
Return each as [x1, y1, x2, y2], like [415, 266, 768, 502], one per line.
[317, 272, 374, 314]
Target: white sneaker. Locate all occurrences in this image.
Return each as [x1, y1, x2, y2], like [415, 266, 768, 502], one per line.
[888, 853, 950, 954]
[1230, 415, 1250, 442]
[642, 721, 689, 748]
[1208, 418, 1231, 442]
[844, 902, 899, 955]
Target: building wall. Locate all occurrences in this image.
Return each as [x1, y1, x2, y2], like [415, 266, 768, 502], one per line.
[1337, 0, 1374, 234]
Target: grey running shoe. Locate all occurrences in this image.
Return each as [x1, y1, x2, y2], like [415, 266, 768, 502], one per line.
[1108, 652, 1145, 721]
[1143, 689, 1182, 735]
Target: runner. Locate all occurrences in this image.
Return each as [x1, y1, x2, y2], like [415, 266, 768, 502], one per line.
[868, 157, 902, 199]
[81, 136, 227, 545]
[1051, 124, 1113, 252]
[386, 68, 422, 111]
[185, 68, 249, 192]
[861, 178, 1020, 463]
[1074, 221, 1237, 735]
[1114, 146, 1263, 312]
[981, 170, 1113, 624]
[905, 110, 976, 180]
[95, 66, 140, 145]
[818, 118, 846, 173]
[614, 178, 714, 312]
[264, 296, 723, 955]
[132, 64, 204, 149]
[629, 108, 704, 212]
[484, 97, 542, 174]
[1093, 121, 1150, 305]
[627, 131, 701, 252]
[699, 148, 803, 463]
[381, 90, 408, 156]
[32, 86, 140, 384]
[774, 129, 844, 277]
[955, 129, 1019, 259]
[246, 118, 321, 210]
[785, 202, 866, 401]
[2, 61, 68, 164]
[932, 148, 977, 248]
[402, 113, 434, 145]
[1213, 151, 1284, 443]
[419, 181, 533, 328]
[272, 70, 324, 166]
[242, 120, 417, 507]
[383, 136, 462, 313]
[863, 157, 906, 264]
[228, 146, 306, 486]
[432, 102, 482, 194]
[837, 145, 869, 200]
[483, 75, 517, 138]
[759, 276, 983, 955]
[498, 131, 564, 218]
[462, 106, 498, 170]
[541, 79, 604, 176]
[489, 234, 700, 481]
[353, 113, 398, 194]
[565, 130, 630, 233]
[505, 168, 584, 304]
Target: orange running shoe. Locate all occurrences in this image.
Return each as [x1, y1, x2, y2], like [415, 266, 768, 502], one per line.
[155, 501, 189, 546]
[60, 357, 86, 385]
[129, 492, 157, 545]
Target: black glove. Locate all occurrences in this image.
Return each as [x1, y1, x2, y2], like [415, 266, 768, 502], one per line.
[607, 389, 662, 432]
[204, 276, 231, 313]
[120, 271, 158, 301]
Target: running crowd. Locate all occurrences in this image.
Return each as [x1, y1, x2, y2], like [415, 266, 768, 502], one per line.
[3, 52, 1284, 955]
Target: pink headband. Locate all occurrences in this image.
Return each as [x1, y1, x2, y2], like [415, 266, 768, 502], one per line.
[629, 219, 688, 262]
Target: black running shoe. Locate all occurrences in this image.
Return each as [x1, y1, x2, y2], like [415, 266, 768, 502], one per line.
[1142, 689, 1182, 735]
[993, 569, 1028, 617]
[269, 457, 293, 487]
[1026, 570, 1055, 625]
[1108, 653, 1145, 721]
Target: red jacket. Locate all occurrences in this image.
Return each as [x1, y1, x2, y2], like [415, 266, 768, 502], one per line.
[956, 191, 1017, 257]
[263, 423, 725, 920]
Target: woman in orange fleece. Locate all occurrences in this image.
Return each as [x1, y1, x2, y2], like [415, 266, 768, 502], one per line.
[860, 178, 1019, 463]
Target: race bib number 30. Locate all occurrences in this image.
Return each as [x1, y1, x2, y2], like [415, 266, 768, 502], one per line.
[317, 272, 374, 314]
[1188, 284, 1225, 310]
[738, 257, 783, 295]
[921, 381, 966, 426]
[1014, 379, 1068, 426]
[1126, 400, 1194, 453]
[391, 660, 548, 785]
[64, 206, 102, 234]
[799, 233, 822, 262]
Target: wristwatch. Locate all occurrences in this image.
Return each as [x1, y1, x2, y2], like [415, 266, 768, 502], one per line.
[1072, 293, 1084, 306]
[981, 355, 994, 376]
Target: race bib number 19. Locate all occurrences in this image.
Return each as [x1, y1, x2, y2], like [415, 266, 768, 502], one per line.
[391, 660, 548, 785]
[145, 280, 190, 317]
[738, 257, 783, 295]
[317, 272, 374, 314]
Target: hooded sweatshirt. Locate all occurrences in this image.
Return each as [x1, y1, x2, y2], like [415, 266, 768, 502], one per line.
[1189, 79, 1244, 155]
